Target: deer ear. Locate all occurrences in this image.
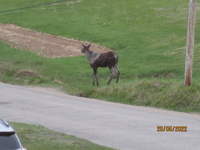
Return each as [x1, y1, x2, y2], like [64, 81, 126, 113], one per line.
[82, 44, 86, 48]
[88, 43, 91, 48]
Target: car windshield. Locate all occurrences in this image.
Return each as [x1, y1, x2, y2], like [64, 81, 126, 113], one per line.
[0, 132, 21, 150]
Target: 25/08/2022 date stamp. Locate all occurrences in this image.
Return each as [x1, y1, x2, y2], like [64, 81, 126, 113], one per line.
[157, 126, 187, 132]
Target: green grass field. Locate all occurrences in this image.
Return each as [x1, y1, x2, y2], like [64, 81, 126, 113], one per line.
[0, 0, 200, 112]
[10, 122, 114, 150]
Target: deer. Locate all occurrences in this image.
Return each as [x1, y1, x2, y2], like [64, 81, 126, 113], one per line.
[81, 43, 120, 86]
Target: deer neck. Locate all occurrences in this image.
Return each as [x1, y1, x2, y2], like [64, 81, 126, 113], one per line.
[85, 50, 100, 65]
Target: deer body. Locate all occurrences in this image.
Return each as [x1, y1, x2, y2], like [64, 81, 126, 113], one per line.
[81, 44, 120, 86]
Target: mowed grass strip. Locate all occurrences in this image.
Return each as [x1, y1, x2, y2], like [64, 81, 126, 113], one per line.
[0, 0, 200, 112]
[10, 122, 114, 150]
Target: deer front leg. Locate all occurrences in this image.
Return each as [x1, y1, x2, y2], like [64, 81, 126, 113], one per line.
[93, 68, 99, 86]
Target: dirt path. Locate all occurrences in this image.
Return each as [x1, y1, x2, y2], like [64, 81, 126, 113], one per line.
[0, 24, 111, 58]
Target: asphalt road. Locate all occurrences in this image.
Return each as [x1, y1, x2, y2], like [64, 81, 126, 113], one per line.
[0, 82, 200, 150]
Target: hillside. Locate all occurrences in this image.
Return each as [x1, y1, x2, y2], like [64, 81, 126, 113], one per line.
[0, 0, 200, 112]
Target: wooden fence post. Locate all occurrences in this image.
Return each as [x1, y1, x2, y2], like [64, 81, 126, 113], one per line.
[184, 0, 197, 86]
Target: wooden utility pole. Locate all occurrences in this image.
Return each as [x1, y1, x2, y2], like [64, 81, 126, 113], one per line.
[184, 0, 197, 86]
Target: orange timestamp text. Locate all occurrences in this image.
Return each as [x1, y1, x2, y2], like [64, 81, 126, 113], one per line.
[157, 126, 187, 132]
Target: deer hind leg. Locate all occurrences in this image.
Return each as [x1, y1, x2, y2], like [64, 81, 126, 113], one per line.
[107, 66, 120, 85]
[93, 68, 99, 86]
[107, 66, 115, 85]
[115, 66, 120, 83]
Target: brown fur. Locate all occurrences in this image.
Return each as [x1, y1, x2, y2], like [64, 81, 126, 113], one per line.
[81, 44, 120, 86]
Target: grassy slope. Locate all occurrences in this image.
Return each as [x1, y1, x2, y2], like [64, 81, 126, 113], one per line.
[0, 0, 200, 112]
[10, 122, 113, 150]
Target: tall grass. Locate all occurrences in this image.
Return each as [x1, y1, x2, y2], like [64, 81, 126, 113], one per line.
[0, 0, 200, 112]
[90, 79, 200, 112]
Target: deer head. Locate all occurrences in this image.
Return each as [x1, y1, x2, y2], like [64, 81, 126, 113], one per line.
[81, 43, 91, 53]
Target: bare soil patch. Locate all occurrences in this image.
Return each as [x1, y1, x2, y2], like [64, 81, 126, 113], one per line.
[0, 24, 111, 58]
[19, 70, 40, 78]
